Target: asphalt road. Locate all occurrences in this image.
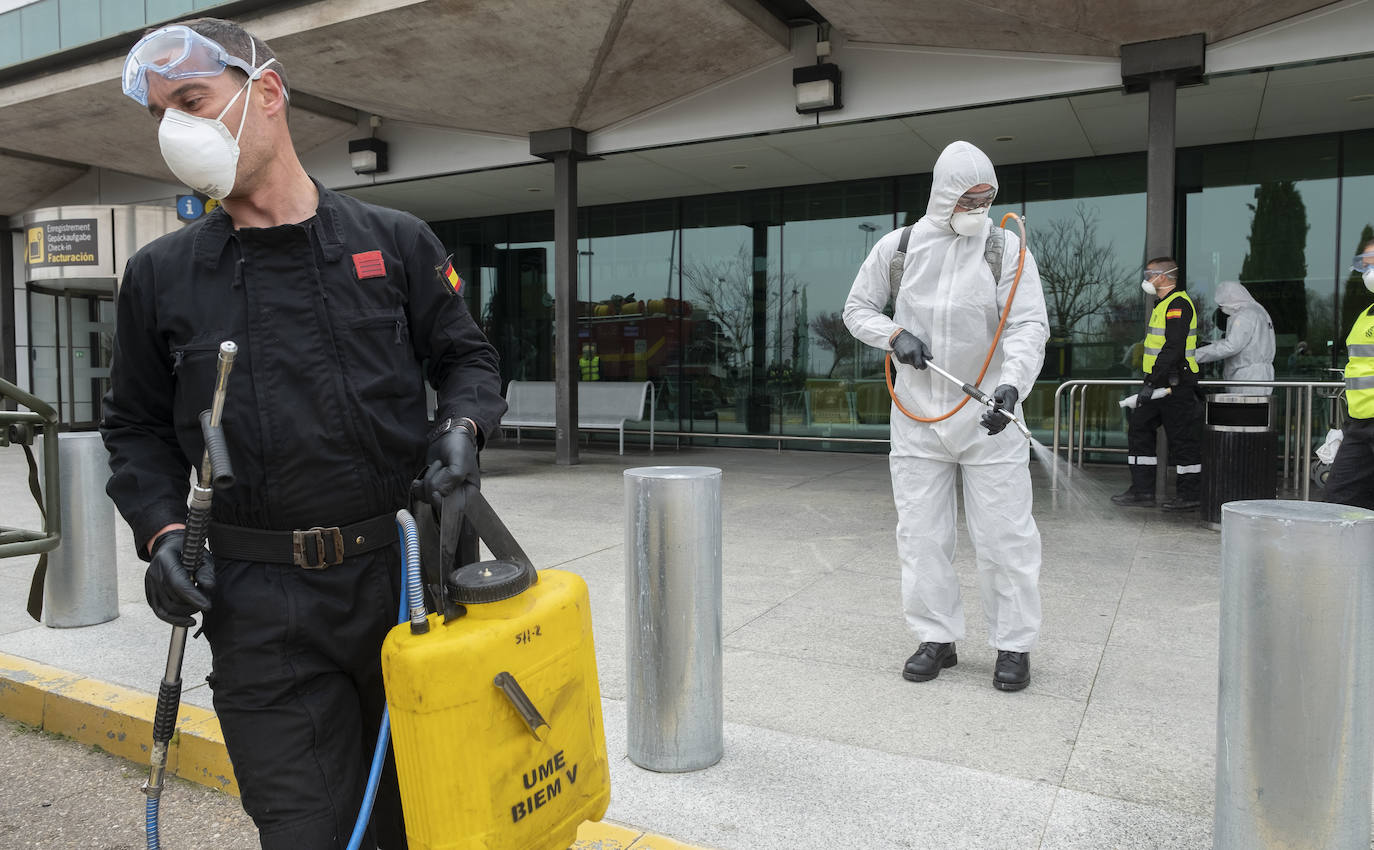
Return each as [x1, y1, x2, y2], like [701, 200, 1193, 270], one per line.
[0, 717, 257, 849]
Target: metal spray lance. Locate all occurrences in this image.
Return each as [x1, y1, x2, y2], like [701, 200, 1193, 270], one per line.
[143, 340, 237, 849]
[924, 359, 1033, 440]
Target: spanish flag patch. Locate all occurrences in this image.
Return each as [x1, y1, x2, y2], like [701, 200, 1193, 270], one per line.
[1165, 308, 1183, 319]
[441, 258, 463, 295]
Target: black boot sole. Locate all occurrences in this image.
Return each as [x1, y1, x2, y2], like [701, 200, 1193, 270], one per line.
[902, 653, 957, 682]
[993, 676, 1030, 692]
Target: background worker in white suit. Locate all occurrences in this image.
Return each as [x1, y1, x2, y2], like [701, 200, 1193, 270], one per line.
[844, 140, 1050, 692]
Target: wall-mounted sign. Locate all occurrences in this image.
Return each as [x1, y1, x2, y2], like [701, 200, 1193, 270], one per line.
[25, 219, 100, 270]
[176, 194, 222, 222]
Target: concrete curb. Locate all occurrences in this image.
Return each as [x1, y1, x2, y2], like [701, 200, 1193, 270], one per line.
[0, 651, 708, 849]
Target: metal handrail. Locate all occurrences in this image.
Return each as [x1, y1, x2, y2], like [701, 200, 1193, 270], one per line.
[1051, 378, 1345, 500]
[0, 378, 62, 558]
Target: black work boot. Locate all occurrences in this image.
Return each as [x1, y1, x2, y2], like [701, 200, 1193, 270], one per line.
[994, 651, 1030, 691]
[1111, 488, 1156, 507]
[903, 642, 957, 682]
[1163, 473, 1200, 511]
[1111, 464, 1156, 507]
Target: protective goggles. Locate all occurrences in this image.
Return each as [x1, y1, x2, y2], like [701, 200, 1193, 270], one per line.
[955, 186, 998, 209]
[1351, 251, 1374, 274]
[122, 25, 264, 106]
[1143, 267, 1178, 280]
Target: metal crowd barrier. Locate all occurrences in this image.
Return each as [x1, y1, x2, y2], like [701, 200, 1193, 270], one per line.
[0, 378, 62, 559]
[1051, 378, 1346, 500]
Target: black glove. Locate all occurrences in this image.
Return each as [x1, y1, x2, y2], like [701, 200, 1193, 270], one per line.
[415, 418, 480, 509]
[981, 384, 1019, 435]
[891, 331, 931, 370]
[145, 530, 215, 627]
[1136, 381, 1155, 406]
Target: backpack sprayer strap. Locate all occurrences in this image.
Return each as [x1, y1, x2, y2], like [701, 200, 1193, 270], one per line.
[208, 513, 397, 568]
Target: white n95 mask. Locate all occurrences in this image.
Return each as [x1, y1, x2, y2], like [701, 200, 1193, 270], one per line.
[950, 207, 988, 237]
[1141, 280, 1157, 295]
[157, 56, 275, 199]
[1364, 268, 1374, 294]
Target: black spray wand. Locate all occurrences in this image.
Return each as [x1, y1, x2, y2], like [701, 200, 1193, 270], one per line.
[143, 340, 236, 849]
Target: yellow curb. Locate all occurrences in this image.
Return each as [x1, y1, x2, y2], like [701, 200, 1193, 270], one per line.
[0, 653, 707, 848]
[573, 820, 643, 848]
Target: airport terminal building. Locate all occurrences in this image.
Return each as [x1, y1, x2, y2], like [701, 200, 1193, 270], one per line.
[2, 0, 1372, 453]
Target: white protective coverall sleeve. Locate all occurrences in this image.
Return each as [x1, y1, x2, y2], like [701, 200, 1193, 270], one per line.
[850, 140, 1045, 652]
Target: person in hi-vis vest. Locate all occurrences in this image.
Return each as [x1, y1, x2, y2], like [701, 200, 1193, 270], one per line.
[1325, 236, 1374, 510]
[1112, 257, 1204, 511]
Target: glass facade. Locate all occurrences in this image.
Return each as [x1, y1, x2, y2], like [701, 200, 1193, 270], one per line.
[429, 129, 1374, 453]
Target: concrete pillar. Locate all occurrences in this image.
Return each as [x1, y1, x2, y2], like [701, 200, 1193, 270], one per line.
[530, 128, 589, 466]
[1122, 34, 1204, 500]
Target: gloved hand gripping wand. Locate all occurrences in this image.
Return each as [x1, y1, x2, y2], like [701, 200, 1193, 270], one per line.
[924, 359, 1033, 440]
[143, 341, 236, 848]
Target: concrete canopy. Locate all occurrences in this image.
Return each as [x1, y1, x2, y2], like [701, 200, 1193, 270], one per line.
[0, 0, 790, 214]
[812, 0, 1342, 56]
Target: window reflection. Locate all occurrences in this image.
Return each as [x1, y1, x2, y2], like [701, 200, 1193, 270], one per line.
[423, 129, 1373, 453]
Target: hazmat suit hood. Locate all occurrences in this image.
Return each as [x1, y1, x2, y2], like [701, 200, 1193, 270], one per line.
[926, 141, 999, 233]
[1214, 280, 1259, 315]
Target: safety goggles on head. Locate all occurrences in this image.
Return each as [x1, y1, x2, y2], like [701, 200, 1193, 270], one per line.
[954, 186, 997, 210]
[1143, 266, 1178, 281]
[1351, 251, 1374, 274]
[122, 25, 266, 107]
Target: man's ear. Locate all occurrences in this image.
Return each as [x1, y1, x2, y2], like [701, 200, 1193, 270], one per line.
[258, 68, 288, 119]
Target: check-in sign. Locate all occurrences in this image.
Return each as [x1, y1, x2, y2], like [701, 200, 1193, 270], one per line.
[25, 219, 100, 269]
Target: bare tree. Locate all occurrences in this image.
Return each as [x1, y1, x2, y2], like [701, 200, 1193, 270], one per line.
[808, 311, 853, 377]
[1034, 202, 1132, 340]
[680, 245, 782, 372]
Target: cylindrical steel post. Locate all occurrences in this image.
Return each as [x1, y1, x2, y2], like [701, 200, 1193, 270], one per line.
[624, 466, 722, 772]
[1216, 500, 1374, 849]
[40, 432, 118, 627]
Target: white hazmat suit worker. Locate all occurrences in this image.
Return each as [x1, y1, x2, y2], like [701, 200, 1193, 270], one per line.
[844, 140, 1050, 692]
[1194, 280, 1275, 395]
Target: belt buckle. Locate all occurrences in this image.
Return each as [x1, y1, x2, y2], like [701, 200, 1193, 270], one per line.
[293, 526, 345, 569]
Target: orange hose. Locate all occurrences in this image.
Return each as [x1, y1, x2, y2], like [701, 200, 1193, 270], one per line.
[885, 212, 1028, 422]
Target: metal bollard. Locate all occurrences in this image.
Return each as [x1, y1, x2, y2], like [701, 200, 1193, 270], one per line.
[1215, 500, 1374, 849]
[39, 432, 118, 627]
[624, 466, 722, 772]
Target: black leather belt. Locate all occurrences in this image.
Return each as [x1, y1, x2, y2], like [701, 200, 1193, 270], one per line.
[208, 514, 398, 569]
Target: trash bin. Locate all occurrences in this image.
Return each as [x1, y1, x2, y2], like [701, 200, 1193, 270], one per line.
[1200, 394, 1277, 530]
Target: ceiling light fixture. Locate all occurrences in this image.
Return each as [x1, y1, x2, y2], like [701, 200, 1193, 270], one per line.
[1349, 94, 1374, 103]
[995, 135, 1015, 142]
[349, 115, 388, 175]
[793, 23, 842, 115]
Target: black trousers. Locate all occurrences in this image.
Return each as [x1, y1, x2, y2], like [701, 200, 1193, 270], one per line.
[1325, 417, 1374, 510]
[201, 547, 407, 850]
[1126, 385, 1203, 498]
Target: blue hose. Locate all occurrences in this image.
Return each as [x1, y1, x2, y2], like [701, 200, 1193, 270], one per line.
[345, 511, 422, 850]
[145, 798, 160, 850]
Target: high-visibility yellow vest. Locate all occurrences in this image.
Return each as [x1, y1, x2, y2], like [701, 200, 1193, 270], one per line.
[1345, 306, 1374, 419]
[579, 355, 599, 381]
[1143, 290, 1199, 375]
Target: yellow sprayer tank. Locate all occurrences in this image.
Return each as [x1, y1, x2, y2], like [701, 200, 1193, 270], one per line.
[381, 562, 609, 850]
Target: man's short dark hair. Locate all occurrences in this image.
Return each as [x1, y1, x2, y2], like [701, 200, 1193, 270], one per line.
[180, 17, 289, 99]
[1145, 256, 1183, 289]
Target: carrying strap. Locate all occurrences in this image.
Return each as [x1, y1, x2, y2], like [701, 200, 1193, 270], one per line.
[888, 224, 1005, 304]
[24, 443, 48, 622]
